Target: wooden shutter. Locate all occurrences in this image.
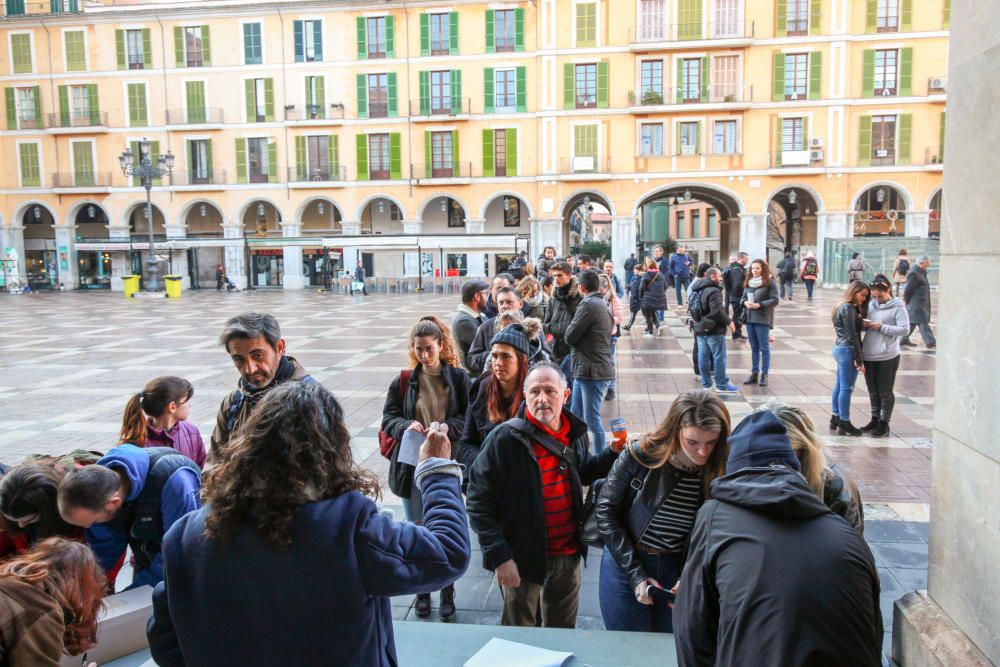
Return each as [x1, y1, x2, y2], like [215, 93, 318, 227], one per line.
[452, 130, 459, 175]
[186, 80, 205, 124]
[858, 116, 872, 166]
[294, 20, 304, 62]
[355, 134, 368, 181]
[86, 84, 99, 125]
[420, 14, 430, 56]
[387, 72, 398, 117]
[801, 117, 809, 150]
[419, 71, 430, 116]
[775, 0, 787, 37]
[389, 132, 401, 180]
[678, 0, 702, 40]
[128, 83, 146, 126]
[65, 32, 85, 71]
[482, 129, 494, 177]
[450, 12, 459, 54]
[313, 20, 323, 61]
[899, 47, 913, 96]
[939, 112, 946, 162]
[865, 0, 877, 33]
[19, 143, 39, 187]
[202, 26, 211, 66]
[4, 88, 15, 131]
[943, 0, 950, 28]
[809, 52, 822, 100]
[424, 130, 432, 178]
[451, 70, 462, 114]
[774, 118, 782, 167]
[267, 140, 277, 183]
[295, 135, 307, 181]
[244, 79, 255, 121]
[515, 8, 525, 51]
[356, 17, 367, 60]
[484, 68, 495, 114]
[31, 85, 41, 125]
[485, 10, 495, 53]
[263, 78, 274, 121]
[700, 57, 709, 102]
[772, 53, 786, 101]
[861, 50, 875, 98]
[516, 66, 526, 112]
[149, 140, 162, 185]
[506, 127, 518, 176]
[328, 134, 339, 176]
[205, 139, 213, 177]
[386, 16, 395, 58]
[115, 29, 125, 70]
[676, 58, 684, 104]
[900, 0, 912, 31]
[142, 28, 152, 68]
[597, 60, 609, 108]
[897, 113, 911, 165]
[174, 26, 184, 66]
[314, 76, 326, 115]
[58, 85, 69, 126]
[356, 74, 368, 119]
[564, 63, 575, 109]
[809, 0, 822, 35]
[235, 138, 247, 183]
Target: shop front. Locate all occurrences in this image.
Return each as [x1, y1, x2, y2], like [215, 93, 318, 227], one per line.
[77, 251, 112, 289]
[302, 248, 342, 288]
[251, 248, 284, 287]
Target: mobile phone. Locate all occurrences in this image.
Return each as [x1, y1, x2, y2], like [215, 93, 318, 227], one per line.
[646, 584, 675, 605]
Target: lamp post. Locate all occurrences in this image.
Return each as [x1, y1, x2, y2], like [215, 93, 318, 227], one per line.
[119, 138, 174, 291]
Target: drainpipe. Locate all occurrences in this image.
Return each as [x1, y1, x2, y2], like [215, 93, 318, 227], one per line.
[276, 7, 291, 205]
[155, 15, 173, 204]
[38, 19, 61, 180]
[403, 0, 413, 199]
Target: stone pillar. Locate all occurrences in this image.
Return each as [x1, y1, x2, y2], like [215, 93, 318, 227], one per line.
[467, 252, 487, 277]
[905, 211, 930, 239]
[611, 216, 637, 279]
[280, 221, 304, 290]
[110, 252, 130, 292]
[339, 221, 361, 279]
[465, 218, 486, 235]
[892, 3, 1000, 664]
[50, 224, 78, 289]
[737, 214, 767, 260]
[164, 223, 187, 288]
[222, 222, 247, 290]
[1, 224, 27, 284]
[530, 217, 563, 257]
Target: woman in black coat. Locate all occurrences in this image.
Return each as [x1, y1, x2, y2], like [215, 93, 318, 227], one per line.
[638, 258, 668, 337]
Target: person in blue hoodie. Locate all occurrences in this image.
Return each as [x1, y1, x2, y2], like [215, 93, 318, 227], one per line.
[57, 444, 201, 589]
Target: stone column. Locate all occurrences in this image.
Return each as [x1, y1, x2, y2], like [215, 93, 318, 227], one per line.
[892, 2, 1000, 664]
[905, 211, 930, 239]
[339, 221, 361, 279]
[109, 252, 130, 292]
[163, 223, 187, 288]
[280, 221, 304, 290]
[222, 222, 247, 290]
[737, 214, 767, 260]
[50, 224, 78, 289]
[530, 217, 563, 257]
[611, 216, 637, 278]
[1, 224, 27, 284]
[465, 218, 486, 235]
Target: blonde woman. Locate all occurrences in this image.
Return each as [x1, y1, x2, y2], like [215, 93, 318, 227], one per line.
[516, 276, 544, 319]
[595, 390, 731, 632]
[831, 281, 871, 436]
[765, 401, 864, 535]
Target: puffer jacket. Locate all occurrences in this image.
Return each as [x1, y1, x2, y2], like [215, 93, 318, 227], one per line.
[823, 464, 865, 535]
[833, 302, 865, 366]
[543, 279, 582, 361]
[862, 296, 910, 362]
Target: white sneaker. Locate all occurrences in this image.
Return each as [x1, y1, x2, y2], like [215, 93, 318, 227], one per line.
[643, 332, 653, 338]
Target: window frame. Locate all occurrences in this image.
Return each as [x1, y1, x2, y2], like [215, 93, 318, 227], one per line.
[871, 114, 897, 165]
[712, 0, 741, 38]
[877, 0, 900, 32]
[640, 59, 663, 104]
[678, 120, 700, 155]
[495, 68, 517, 111]
[62, 28, 87, 72]
[784, 52, 809, 100]
[495, 9, 516, 52]
[638, 0, 666, 42]
[242, 21, 264, 66]
[786, 0, 809, 36]
[680, 57, 702, 103]
[17, 140, 42, 188]
[14, 86, 38, 129]
[429, 13, 450, 56]
[68, 83, 91, 125]
[873, 48, 899, 95]
[124, 80, 149, 127]
[247, 136, 270, 183]
[367, 73, 389, 119]
[9, 32, 35, 75]
[189, 138, 210, 183]
[639, 122, 664, 157]
[494, 128, 507, 177]
[124, 29, 145, 70]
[366, 17, 388, 59]
[184, 26, 204, 68]
[429, 70, 452, 115]
[368, 132, 391, 179]
[781, 116, 805, 153]
[305, 135, 329, 180]
[571, 122, 600, 172]
[430, 131, 454, 178]
[574, 1, 598, 48]
[69, 138, 96, 186]
[711, 53, 740, 101]
[575, 63, 598, 109]
[712, 118, 739, 154]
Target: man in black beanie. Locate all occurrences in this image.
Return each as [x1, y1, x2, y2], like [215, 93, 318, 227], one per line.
[673, 410, 883, 667]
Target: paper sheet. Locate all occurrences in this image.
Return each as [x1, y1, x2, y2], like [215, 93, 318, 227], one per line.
[464, 638, 573, 667]
[397, 429, 425, 467]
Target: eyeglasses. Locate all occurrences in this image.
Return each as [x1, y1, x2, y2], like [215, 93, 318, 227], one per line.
[869, 281, 891, 291]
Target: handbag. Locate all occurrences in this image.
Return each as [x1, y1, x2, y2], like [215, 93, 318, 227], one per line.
[581, 442, 646, 549]
[378, 370, 413, 459]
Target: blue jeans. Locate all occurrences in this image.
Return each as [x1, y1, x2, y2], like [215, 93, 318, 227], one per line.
[674, 276, 690, 305]
[559, 353, 575, 388]
[832, 344, 859, 421]
[609, 337, 618, 391]
[599, 546, 683, 633]
[571, 378, 610, 452]
[746, 323, 771, 374]
[699, 334, 729, 388]
[804, 279, 815, 298]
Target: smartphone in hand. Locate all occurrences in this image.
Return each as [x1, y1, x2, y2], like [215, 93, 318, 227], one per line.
[646, 584, 675, 605]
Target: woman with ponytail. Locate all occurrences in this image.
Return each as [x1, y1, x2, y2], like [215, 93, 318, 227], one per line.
[119, 377, 206, 468]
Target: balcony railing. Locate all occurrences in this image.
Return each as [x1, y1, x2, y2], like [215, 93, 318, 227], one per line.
[630, 84, 751, 107]
[51, 172, 112, 188]
[630, 19, 755, 43]
[170, 169, 227, 186]
[14, 115, 44, 129]
[165, 108, 225, 125]
[46, 111, 108, 129]
[561, 156, 612, 175]
[287, 165, 348, 182]
[413, 162, 473, 180]
[409, 97, 472, 117]
[285, 104, 347, 122]
[2, 0, 80, 17]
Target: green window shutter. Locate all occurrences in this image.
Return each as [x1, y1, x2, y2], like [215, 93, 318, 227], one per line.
[450, 12, 459, 54]
[861, 49, 875, 98]
[676, 122, 682, 155]
[73, 142, 94, 185]
[776, 0, 787, 36]
[356, 74, 368, 118]
[10, 35, 31, 74]
[485, 10, 495, 53]
[267, 140, 277, 183]
[564, 63, 575, 109]
[809, 0, 821, 35]
[901, 0, 912, 31]
[129, 140, 140, 185]
[899, 47, 913, 96]
[939, 111, 945, 162]
[356, 134, 368, 180]
[774, 118, 782, 166]
[313, 20, 323, 61]
[205, 139, 213, 176]
[128, 83, 147, 126]
[174, 26, 184, 67]
[943, 0, 950, 28]
[389, 132, 401, 180]
[115, 29, 125, 70]
[58, 85, 69, 126]
[328, 134, 339, 175]
[19, 143, 39, 187]
[186, 80, 206, 123]
[865, 0, 877, 33]
[86, 84, 99, 125]
[419, 71, 430, 116]
[295, 135, 306, 180]
[294, 20, 304, 62]
[142, 29, 152, 68]
[516, 66, 526, 112]
[202, 26, 211, 66]
[315, 76, 325, 115]
[31, 85, 41, 124]
[420, 14, 430, 56]
[772, 53, 786, 101]
[244, 79, 255, 121]
[482, 129, 494, 177]
[4, 88, 15, 131]
[356, 17, 367, 60]
[897, 113, 911, 165]
[451, 70, 462, 114]
[452, 129, 459, 173]
[506, 127, 518, 176]
[233, 139, 253, 183]
[858, 116, 872, 166]
[801, 117, 809, 150]
[597, 60, 609, 108]
[678, 0, 702, 40]
[700, 57, 709, 102]
[424, 130, 432, 178]
[809, 52, 822, 100]
[515, 8, 525, 52]
[264, 78, 274, 121]
[65, 31, 86, 71]
[387, 72, 398, 117]
[676, 58, 684, 104]
[484, 68, 495, 114]
[386, 16, 395, 58]
[149, 141, 162, 185]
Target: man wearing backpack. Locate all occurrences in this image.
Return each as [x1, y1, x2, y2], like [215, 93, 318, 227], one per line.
[777, 252, 796, 300]
[800, 252, 820, 300]
[688, 268, 738, 392]
[210, 313, 314, 465]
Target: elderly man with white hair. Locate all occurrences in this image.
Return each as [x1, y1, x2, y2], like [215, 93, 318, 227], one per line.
[901, 255, 936, 349]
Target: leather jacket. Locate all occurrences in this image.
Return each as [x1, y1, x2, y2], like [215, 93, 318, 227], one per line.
[594, 444, 705, 589]
[833, 302, 865, 366]
[823, 463, 865, 535]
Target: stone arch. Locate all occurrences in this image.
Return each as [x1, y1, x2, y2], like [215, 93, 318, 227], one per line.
[925, 186, 943, 210]
[631, 182, 747, 220]
[851, 181, 913, 212]
[236, 197, 286, 226]
[119, 200, 167, 229]
[416, 192, 472, 221]
[558, 188, 617, 219]
[177, 199, 225, 228]
[354, 194, 408, 223]
[66, 199, 111, 225]
[479, 191, 536, 220]
[14, 200, 59, 227]
[294, 196, 343, 224]
[761, 182, 826, 215]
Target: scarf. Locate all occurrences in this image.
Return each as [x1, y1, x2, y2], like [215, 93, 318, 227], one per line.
[240, 356, 296, 409]
[748, 276, 763, 289]
[526, 408, 571, 446]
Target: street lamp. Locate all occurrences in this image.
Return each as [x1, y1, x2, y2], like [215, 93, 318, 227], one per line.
[119, 138, 174, 291]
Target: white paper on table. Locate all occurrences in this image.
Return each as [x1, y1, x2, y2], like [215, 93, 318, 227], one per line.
[397, 429, 425, 467]
[464, 637, 573, 667]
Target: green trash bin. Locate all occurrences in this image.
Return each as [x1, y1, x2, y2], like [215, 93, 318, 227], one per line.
[122, 275, 141, 299]
[164, 275, 183, 299]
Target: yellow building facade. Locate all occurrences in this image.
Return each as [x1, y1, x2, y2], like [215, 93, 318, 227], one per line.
[0, 0, 947, 290]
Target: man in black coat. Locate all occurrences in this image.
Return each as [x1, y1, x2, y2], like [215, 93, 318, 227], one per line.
[542, 260, 582, 365]
[901, 255, 936, 349]
[465, 286, 524, 376]
[673, 411, 883, 667]
[722, 252, 748, 339]
[467, 363, 617, 628]
[564, 269, 614, 452]
[452, 279, 490, 370]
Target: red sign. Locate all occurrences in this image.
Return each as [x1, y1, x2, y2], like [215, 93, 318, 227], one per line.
[251, 249, 283, 256]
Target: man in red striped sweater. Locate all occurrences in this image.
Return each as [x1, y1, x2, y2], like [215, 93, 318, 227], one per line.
[467, 362, 619, 627]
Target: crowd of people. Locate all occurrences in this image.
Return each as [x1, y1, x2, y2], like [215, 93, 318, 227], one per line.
[0, 244, 938, 666]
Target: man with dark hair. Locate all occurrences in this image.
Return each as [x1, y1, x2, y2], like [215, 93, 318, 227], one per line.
[510, 251, 529, 280]
[565, 269, 614, 451]
[466, 287, 525, 376]
[211, 312, 314, 463]
[674, 411, 882, 666]
[484, 274, 515, 318]
[58, 444, 201, 589]
[901, 256, 936, 349]
[652, 245, 671, 320]
[602, 260, 624, 299]
[668, 245, 694, 307]
[577, 255, 593, 272]
[355, 260, 368, 295]
[467, 363, 617, 628]
[688, 268, 738, 392]
[723, 252, 749, 340]
[542, 261, 582, 369]
[453, 279, 490, 369]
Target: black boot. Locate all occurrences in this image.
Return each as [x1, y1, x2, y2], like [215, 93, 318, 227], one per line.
[758, 373, 768, 387]
[743, 373, 759, 385]
[838, 421, 863, 437]
[414, 593, 432, 618]
[829, 415, 840, 431]
[439, 585, 456, 622]
[871, 420, 890, 437]
[860, 417, 880, 432]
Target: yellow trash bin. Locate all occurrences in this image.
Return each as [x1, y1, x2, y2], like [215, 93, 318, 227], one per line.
[122, 275, 141, 299]
[164, 275, 183, 299]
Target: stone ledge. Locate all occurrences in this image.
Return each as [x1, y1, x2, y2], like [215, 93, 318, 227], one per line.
[893, 591, 994, 667]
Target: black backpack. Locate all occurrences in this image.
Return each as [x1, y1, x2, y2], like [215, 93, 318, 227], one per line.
[897, 258, 910, 275]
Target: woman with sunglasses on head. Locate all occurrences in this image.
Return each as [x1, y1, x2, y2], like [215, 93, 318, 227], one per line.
[120, 377, 206, 468]
[860, 275, 910, 438]
[830, 281, 871, 436]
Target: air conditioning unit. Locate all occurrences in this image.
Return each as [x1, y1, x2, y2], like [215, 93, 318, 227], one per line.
[810, 149, 824, 162]
[809, 137, 824, 149]
[928, 76, 947, 92]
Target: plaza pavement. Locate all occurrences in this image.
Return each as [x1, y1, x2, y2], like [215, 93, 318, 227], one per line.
[0, 286, 935, 653]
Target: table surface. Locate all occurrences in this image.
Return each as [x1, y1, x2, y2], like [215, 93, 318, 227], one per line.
[103, 621, 677, 667]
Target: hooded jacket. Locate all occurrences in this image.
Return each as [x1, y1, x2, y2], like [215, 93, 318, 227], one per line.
[673, 466, 883, 667]
[0, 577, 65, 666]
[862, 296, 910, 361]
[688, 277, 730, 336]
[543, 279, 582, 361]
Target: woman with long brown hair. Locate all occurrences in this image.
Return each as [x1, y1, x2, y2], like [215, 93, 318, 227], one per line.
[381, 315, 469, 621]
[830, 280, 871, 436]
[119, 376, 206, 467]
[595, 390, 731, 633]
[0, 537, 105, 664]
[0, 465, 83, 559]
[741, 258, 780, 386]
